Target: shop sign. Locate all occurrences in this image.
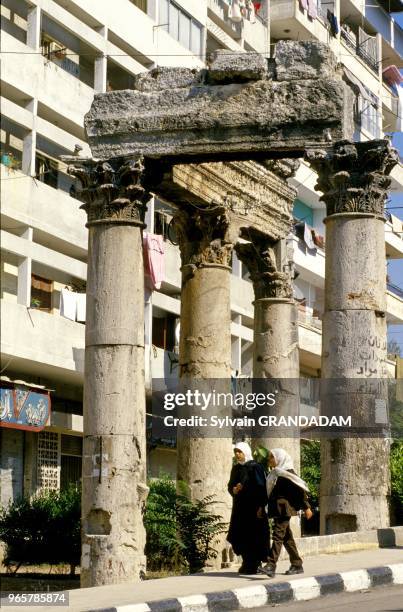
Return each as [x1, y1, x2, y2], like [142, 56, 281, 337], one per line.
[0, 385, 51, 431]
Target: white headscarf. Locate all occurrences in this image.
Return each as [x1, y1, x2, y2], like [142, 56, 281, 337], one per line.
[233, 441, 253, 464]
[266, 448, 310, 498]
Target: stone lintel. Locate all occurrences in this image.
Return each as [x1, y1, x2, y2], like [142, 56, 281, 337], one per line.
[84, 42, 349, 162]
[153, 160, 297, 242]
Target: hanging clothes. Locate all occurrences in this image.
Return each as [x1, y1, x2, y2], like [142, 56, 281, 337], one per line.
[299, 0, 308, 9]
[60, 288, 77, 321]
[383, 65, 403, 88]
[312, 230, 325, 249]
[327, 10, 339, 36]
[229, 0, 243, 22]
[244, 0, 255, 22]
[397, 85, 403, 132]
[76, 293, 86, 323]
[307, 0, 317, 19]
[143, 232, 165, 291]
[304, 224, 317, 251]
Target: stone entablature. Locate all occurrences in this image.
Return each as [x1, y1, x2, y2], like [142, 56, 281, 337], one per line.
[84, 41, 351, 163]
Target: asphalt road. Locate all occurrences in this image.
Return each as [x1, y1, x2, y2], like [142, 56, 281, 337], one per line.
[249, 585, 403, 611]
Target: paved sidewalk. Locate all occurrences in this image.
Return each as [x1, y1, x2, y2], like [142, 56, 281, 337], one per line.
[3, 548, 403, 612]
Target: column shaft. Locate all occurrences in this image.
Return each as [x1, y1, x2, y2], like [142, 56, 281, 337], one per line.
[66, 155, 149, 586]
[174, 206, 233, 567]
[306, 140, 398, 534]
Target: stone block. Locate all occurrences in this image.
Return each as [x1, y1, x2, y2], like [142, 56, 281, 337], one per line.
[274, 40, 339, 81]
[134, 67, 199, 92]
[208, 49, 268, 83]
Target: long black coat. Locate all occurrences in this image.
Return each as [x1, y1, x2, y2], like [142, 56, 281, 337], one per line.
[227, 460, 269, 560]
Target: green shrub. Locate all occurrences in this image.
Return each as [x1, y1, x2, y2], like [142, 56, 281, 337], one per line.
[176, 482, 227, 573]
[144, 475, 226, 574]
[300, 440, 321, 508]
[144, 475, 183, 571]
[0, 485, 80, 572]
[390, 440, 403, 525]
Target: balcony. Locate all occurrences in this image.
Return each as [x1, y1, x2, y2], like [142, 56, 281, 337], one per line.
[340, 25, 379, 73]
[0, 300, 84, 384]
[207, 0, 268, 52]
[1, 166, 87, 260]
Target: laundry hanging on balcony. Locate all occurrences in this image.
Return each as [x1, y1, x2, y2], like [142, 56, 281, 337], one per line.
[307, 0, 317, 19]
[143, 232, 165, 291]
[60, 288, 86, 322]
[327, 10, 339, 37]
[397, 85, 403, 132]
[383, 65, 403, 87]
[295, 222, 317, 252]
[299, 0, 308, 10]
[229, 0, 243, 22]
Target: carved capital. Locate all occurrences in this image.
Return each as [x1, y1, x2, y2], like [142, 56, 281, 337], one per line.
[305, 140, 398, 218]
[172, 205, 233, 268]
[65, 155, 149, 227]
[236, 237, 293, 301]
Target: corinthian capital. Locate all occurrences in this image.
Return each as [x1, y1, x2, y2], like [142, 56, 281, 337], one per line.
[305, 140, 398, 218]
[236, 237, 293, 301]
[172, 204, 233, 268]
[65, 155, 149, 227]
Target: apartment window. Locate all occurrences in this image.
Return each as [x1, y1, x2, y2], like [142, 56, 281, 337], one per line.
[152, 315, 176, 351]
[60, 435, 82, 490]
[360, 91, 381, 138]
[31, 274, 52, 311]
[130, 0, 147, 12]
[35, 153, 58, 189]
[158, 0, 203, 56]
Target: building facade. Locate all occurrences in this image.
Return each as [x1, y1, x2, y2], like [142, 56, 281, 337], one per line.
[1, 0, 403, 505]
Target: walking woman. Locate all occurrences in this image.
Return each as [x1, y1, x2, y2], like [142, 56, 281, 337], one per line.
[227, 442, 269, 574]
[261, 448, 312, 578]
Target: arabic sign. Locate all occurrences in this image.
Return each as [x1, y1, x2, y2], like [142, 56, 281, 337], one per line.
[0, 385, 51, 431]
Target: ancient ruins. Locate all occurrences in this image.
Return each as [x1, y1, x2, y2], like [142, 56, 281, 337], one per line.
[64, 40, 398, 587]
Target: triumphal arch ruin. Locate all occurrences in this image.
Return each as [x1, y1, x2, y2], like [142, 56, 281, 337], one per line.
[64, 41, 398, 587]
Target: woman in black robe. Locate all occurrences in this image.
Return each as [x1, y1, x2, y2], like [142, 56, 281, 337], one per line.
[227, 441, 269, 574]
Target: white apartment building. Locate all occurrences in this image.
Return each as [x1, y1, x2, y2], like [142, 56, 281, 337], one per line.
[1, 0, 403, 505]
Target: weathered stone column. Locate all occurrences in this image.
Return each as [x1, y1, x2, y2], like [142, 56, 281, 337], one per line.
[236, 236, 300, 469]
[67, 156, 149, 586]
[307, 140, 398, 534]
[173, 204, 233, 566]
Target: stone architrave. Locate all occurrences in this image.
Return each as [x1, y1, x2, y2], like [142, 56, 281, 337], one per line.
[84, 42, 352, 164]
[172, 203, 234, 567]
[306, 140, 399, 534]
[65, 155, 149, 587]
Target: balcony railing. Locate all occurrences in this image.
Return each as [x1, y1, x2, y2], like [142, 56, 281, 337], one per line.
[340, 26, 378, 73]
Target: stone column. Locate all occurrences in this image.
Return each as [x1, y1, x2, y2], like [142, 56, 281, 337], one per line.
[236, 236, 300, 470]
[67, 156, 149, 586]
[306, 140, 398, 534]
[172, 204, 233, 567]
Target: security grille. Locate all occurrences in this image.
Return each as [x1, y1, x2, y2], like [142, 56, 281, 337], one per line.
[37, 431, 60, 491]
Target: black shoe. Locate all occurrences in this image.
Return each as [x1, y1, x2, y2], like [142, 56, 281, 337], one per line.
[285, 566, 304, 575]
[258, 564, 275, 578]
